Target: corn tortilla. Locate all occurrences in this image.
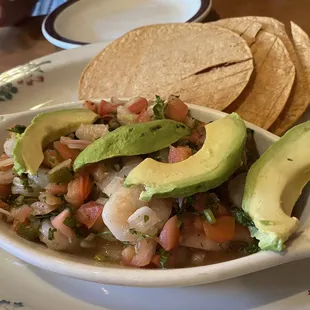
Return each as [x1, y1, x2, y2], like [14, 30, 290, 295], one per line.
[213, 18, 262, 46]
[79, 23, 253, 110]
[226, 30, 295, 129]
[239, 17, 309, 135]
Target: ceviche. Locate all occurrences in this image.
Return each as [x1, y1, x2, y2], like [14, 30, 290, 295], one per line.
[0, 96, 261, 269]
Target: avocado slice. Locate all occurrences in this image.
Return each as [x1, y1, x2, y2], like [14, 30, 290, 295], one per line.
[125, 113, 246, 201]
[73, 119, 191, 171]
[13, 109, 98, 175]
[242, 121, 310, 251]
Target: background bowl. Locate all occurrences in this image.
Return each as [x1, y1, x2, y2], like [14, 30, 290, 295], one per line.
[0, 101, 310, 287]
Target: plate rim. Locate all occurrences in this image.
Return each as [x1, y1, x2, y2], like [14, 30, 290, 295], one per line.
[42, 0, 213, 49]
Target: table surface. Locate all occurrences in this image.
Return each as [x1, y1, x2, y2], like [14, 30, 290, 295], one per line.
[0, 0, 309, 73]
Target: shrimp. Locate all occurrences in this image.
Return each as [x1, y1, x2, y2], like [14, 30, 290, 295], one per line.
[122, 238, 157, 267]
[39, 219, 79, 252]
[102, 185, 173, 242]
[102, 186, 145, 242]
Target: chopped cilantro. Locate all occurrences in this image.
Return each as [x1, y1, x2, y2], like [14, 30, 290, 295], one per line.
[158, 248, 169, 269]
[153, 95, 167, 119]
[242, 241, 260, 254]
[48, 228, 57, 240]
[63, 216, 77, 228]
[187, 196, 194, 205]
[129, 228, 154, 241]
[144, 215, 149, 223]
[232, 208, 254, 227]
[7, 125, 26, 135]
[177, 220, 183, 229]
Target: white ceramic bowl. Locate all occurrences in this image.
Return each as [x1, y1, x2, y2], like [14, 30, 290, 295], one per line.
[0, 101, 310, 287]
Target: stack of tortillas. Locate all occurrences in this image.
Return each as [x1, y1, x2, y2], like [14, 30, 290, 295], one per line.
[79, 17, 310, 136]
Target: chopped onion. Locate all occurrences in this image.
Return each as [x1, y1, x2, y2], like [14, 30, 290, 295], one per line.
[28, 168, 50, 188]
[80, 233, 97, 248]
[38, 192, 63, 206]
[180, 231, 229, 251]
[12, 177, 41, 197]
[31, 201, 59, 216]
[228, 173, 247, 208]
[127, 206, 160, 234]
[110, 96, 127, 104]
[116, 106, 137, 125]
[147, 104, 156, 118]
[92, 163, 118, 193]
[103, 177, 123, 197]
[75, 124, 109, 141]
[39, 219, 78, 251]
[60, 136, 91, 150]
[0, 157, 14, 169]
[3, 138, 16, 158]
[0, 170, 15, 185]
[96, 197, 109, 205]
[118, 157, 143, 178]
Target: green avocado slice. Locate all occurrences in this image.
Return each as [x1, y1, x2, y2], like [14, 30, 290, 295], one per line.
[73, 119, 191, 171]
[125, 113, 246, 201]
[242, 121, 310, 251]
[13, 109, 98, 175]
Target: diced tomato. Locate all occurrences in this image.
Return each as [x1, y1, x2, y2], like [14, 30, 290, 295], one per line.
[151, 254, 161, 267]
[43, 149, 62, 168]
[65, 175, 92, 207]
[0, 184, 11, 198]
[168, 146, 192, 163]
[0, 154, 13, 171]
[186, 129, 200, 144]
[45, 183, 68, 195]
[136, 108, 151, 123]
[54, 141, 79, 160]
[14, 205, 32, 223]
[98, 100, 122, 116]
[0, 199, 9, 210]
[126, 97, 148, 114]
[51, 209, 75, 239]
[83, 100, 98, 113]
[158, 215, 180, 251]
[165, 96, 188, 122]
[76, 201, 103, 229]
[203, 216, 235, 243]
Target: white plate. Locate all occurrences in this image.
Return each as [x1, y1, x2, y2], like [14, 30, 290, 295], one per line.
[42, 0, 212, 49]
[0, 42, 107, 115]
[1, 248, 310, 310]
